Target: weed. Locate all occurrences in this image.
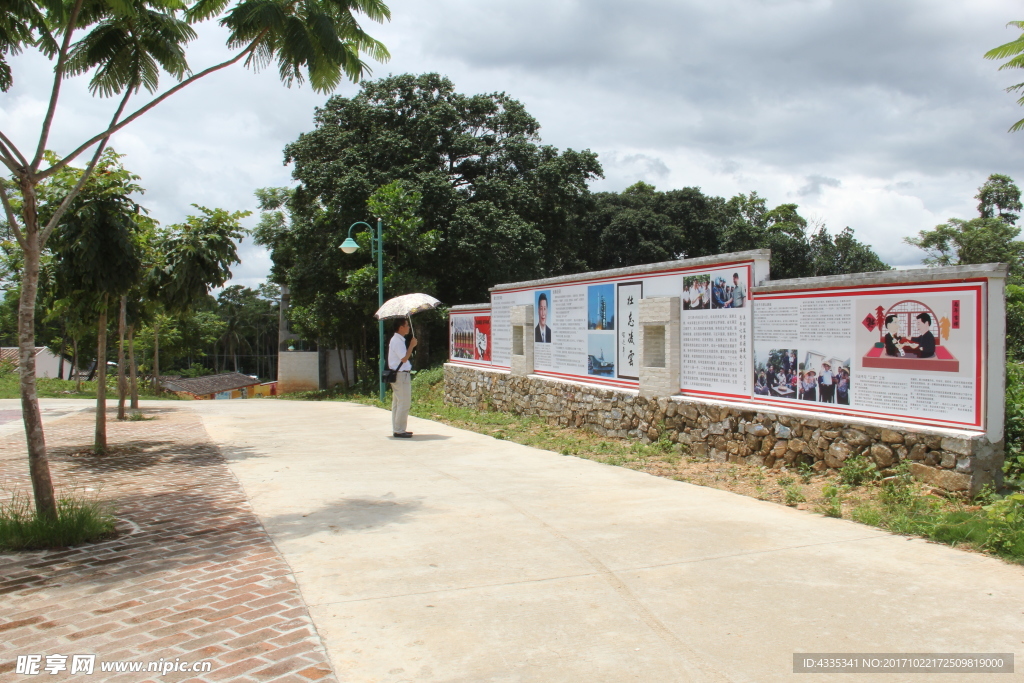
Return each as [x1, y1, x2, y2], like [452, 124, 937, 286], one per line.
[783, 484, 806, 507]
[982, 493, 1024, 555]
[816, 484, 843, 518]
[778, 475, 795, 487]
[797, 461, 815, 483]
[839, 454, 878, 487]
[125, 411, 156, 422]
[0, 491, 116, 551]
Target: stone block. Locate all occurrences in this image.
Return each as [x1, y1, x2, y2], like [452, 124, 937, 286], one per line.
[746, 423, 770, 437]
[774, 423, 792, 439]
[870, 443, 894, 468]
[842, 429, 871, 447]
[880, 429, 904, 444]
[909, 463, 970, 492]
[939, 452, 956, 469]
[940, 437, 971, 456]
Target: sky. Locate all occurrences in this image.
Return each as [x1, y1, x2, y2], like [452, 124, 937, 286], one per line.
[3, 0, 1024, 289]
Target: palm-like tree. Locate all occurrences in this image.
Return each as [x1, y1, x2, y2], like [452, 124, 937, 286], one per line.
[1, 0, 391, 519]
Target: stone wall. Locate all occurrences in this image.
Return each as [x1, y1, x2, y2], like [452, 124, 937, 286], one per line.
[445, 363, 1003, 496]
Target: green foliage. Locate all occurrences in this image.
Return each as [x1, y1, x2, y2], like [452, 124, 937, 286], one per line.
[816, 484, 843, 517]
[1005, 362, 1024, 485]
[0, 491, 115, 551]
[982, 493, 1024, 554]
[985, 22, 1024, 132]
[152, 206, 250, 314]
[977, 174, 1023, 224]
[783, 483, 806, 507]
[839, 453, 878, 488]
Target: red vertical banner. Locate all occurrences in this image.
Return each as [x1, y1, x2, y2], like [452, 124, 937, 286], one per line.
[951, 300, 960, 329]
[474, 317, 491, 361]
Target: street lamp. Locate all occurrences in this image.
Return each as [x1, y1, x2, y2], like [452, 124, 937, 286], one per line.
[340, 219, 386, 402]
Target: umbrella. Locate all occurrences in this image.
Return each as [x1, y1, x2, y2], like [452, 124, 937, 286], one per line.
[374, 293, 442, 320]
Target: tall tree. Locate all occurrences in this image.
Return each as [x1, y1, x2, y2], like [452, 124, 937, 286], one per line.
[1, 0, 391, 518]
[985, 21, 1024, 132]
[149, 205, 248, 386]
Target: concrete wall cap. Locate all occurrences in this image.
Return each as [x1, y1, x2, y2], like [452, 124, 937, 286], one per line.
[754, 263, 1008, 293]
[489, 250, 771, 292]
[449, 303, 490, 312]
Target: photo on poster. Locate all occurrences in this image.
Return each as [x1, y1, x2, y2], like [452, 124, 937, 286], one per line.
[473, 316, 491, 361]
[450, 316, 475, 359]
[617, 282, 642, 379]
[588, 334, 615, 377]
[711, 271, 747, 309]
[753, 348, 799, 399]
[682, 273, 711, 310]
[861, 299, 958, 371]
[534, 290, 552, 343]
[588, 284, 615, 330]
[798, 351, 851, 405]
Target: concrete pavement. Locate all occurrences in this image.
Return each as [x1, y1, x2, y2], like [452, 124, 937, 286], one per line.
[191, 398, 1024, 683]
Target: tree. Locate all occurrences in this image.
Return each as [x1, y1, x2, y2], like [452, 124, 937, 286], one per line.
[263, 73, 602, 371]
[985, 21, 1024, 132]
[48, 153, 145, 451]
[976, 173, 1023, 224]
[906, 174, 1024, 358]
[2, 0, 391, 518]
[149, 206, 249, 387]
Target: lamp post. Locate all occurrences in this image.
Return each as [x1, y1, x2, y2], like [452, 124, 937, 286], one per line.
[340, 218, 386, 402]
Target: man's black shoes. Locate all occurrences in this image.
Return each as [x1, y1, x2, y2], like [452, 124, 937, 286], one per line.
[393, 432, 413, 438]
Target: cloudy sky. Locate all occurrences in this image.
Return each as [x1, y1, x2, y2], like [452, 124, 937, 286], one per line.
[3, 0, 1024, 287]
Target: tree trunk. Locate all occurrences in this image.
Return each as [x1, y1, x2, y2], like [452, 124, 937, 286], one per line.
[151, 321, 160, 394]
[129, 324, 139, 410]
[95, 297, 108, 452]
[117, 294, 127, 420]
[57, 330, 66, 380]
[73, 337, 80, 392]
[17, 209, 57, 519]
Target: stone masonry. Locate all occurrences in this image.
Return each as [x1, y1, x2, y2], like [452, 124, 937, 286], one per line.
[445, 364, 1003, 496]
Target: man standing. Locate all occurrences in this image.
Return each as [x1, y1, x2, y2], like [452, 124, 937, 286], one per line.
[535, 293, 552, 342]
[388, 318, 417, 438]
[909, 313, 936, 358]
[731, 272, 746, 308]
[818, 362, 834, 403]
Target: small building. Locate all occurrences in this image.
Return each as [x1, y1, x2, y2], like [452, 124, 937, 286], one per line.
[161, 372, 261, 400]
[252, 381, 278, 397]
[0, 347, 76, 379]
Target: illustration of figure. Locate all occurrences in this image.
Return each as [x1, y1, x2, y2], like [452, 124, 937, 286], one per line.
[905, 312, 936, 358]
[535, 293, 552, 342]
[883, 314, 904, 357]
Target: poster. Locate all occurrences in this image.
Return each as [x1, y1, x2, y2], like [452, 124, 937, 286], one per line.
[453, 257, 762, 395]
[449, 308, 493, 366]
[617, 282, 642, 379]
[679, 265, 753, 399]
[752, 282, 983, 429]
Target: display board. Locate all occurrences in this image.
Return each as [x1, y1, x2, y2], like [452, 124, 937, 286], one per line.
[752, 280, 985, 430]
[486, 259, 759, 398]
[448, 307, 492, 368]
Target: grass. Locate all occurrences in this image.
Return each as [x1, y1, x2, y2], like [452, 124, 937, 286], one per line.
[284, 365, 1024, 564]
[0, 363, 184, 400]
[0, 490, 116, 551]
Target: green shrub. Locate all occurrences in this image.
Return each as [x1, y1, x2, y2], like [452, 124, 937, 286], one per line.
[839, 453, 878, 487]
[1004, 362, 1024, 486]
[983, 493, 1024, 555]
[783, 484, 806, 507]
[816, 484, 843, 518]
[0, 492, 116, 551]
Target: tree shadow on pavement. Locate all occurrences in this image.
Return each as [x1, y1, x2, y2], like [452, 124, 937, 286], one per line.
[259, 496, 425, 542]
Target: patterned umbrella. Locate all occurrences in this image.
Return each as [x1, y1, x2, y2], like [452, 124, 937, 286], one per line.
[374, 293, 442, 320]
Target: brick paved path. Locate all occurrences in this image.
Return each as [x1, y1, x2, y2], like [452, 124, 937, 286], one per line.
[0, 405, 338, 683]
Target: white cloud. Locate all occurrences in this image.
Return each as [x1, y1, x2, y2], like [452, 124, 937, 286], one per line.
[2, 0, 1023, 285]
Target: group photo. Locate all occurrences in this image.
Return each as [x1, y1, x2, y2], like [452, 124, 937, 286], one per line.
[683, 274, 711, 310]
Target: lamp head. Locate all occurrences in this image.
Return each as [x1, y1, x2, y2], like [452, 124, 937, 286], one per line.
[340, 237, 359, 254]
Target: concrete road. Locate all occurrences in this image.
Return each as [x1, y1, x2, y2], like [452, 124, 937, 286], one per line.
[188, 398, 1023, 683]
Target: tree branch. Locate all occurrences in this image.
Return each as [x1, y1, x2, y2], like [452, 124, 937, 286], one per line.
[0, 183, 27, 251]
[0, 140, 22, 175]
[38, 32, 269, 182]
[0, 130, 30, 170]
[40, 87, 133, 247]
[30, 0, 86, 174]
